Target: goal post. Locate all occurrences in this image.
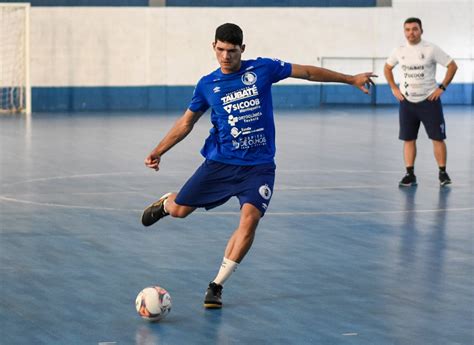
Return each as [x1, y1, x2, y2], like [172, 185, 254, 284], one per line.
[0, 3, 31, 114]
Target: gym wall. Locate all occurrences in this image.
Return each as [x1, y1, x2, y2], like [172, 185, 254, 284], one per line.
[24, 0, 473, 111]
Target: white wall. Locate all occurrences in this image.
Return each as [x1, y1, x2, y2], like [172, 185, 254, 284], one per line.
[30, 0, 473, 87]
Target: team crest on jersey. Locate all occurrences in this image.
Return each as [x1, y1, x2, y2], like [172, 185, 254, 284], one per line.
[242, 71, 257, 86]
[258, 184, 272, 200]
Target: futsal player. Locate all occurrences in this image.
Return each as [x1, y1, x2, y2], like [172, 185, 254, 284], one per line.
[142, 23, 376, 308]
[384, 17, 458, 187]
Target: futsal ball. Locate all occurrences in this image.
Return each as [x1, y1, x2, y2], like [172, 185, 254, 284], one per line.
[135, 286, 172, 322]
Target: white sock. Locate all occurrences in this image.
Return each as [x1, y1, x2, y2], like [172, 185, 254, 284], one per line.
[163, 198, 169, 214]
[212, 257, 238, 286]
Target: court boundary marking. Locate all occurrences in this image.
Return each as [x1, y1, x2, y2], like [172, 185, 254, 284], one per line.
[1, 195, 472, 216]
[2, 169, 471, 188]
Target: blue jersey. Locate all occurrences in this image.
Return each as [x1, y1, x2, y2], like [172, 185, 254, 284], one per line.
[188, 58, 292, 166]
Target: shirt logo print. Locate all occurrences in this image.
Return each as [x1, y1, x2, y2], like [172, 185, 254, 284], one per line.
[242, 71, 257, 86]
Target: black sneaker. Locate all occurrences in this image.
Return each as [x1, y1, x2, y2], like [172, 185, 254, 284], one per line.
[204, 282, 223, 309]
[141, 192, 171, 226]
[439, 171, 452, 186]
[399, 173, 417, 187]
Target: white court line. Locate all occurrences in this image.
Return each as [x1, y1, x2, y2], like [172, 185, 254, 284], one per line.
[2, 184, 470, 198]
[1, 196, 472, 216]
[1, 172, 142, 187]
[5, 168, 470, 188]
[277, 184, 470, 190]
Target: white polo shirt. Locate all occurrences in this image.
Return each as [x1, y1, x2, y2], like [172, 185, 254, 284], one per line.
[386, 40, 453, 103]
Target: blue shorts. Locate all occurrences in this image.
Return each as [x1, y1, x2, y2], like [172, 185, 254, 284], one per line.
[399, 98, 446, 141]
[175, 160, 276, 216]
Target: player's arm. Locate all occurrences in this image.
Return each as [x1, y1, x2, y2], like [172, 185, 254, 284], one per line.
[290, 63, 376, 94]
[383, 63, 404, 101]
[428, 60, 458, 101]
[145, 109, 204, 171]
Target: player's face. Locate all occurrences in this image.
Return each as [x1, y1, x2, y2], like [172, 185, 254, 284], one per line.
[213, 40, 245, 74]
[404, 22, 422, 45]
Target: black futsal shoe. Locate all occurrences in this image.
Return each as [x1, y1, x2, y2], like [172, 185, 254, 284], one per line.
[204, 282, 223, 309]
[141, 192, 171, 227]
[399, 173, 417, 187]
[439, 171, 452, 186]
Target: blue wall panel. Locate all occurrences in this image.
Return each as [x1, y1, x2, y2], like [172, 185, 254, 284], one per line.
[166, 0, 376, 7]
[1, 0, 148, 6]
[32, 84, 473, 112]
[272, 85, 321, 108]
[166, 0, 377, 7]
[375, 84, 473, 105]
[32, 86, 194, 112]
[2, 0, 377, 5]
[321, 84, 373, 104]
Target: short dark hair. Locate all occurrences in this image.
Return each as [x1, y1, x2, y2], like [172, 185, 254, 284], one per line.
[404, 17, 422, 30]
[215, 23, 243, 46]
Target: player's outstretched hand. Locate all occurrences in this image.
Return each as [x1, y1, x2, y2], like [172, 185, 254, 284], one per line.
[145, 153, 161, 171]
[351, 72, 377, 94]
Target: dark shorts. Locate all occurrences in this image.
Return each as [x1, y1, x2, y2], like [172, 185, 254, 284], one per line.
[175, 159, 276, 216]
[399, 98, 446, 141]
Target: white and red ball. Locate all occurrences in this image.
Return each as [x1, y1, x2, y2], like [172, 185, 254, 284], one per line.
[135, 286, 172, 321]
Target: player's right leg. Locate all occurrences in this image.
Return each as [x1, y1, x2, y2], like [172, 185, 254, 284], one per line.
[399, 100, 420, 187]
[399, 140, 418, 187]
[204, 203, 262, 309]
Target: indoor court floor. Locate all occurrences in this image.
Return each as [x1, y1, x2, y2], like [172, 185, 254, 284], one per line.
[1, 105, 473, 345]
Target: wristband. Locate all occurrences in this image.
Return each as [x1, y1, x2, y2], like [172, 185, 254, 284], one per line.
[438, 84, 446, 91]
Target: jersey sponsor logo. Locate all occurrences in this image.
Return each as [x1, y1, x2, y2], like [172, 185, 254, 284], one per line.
[404, 72, 425, 79]
[230, 126, 263, 138]
[223, 98, 261, 114]
[228, 115, 238, 126]
[227, 112, 262, 126]
[242, 71, 257, 86]
[221, 85, 259, 105]
[258, 184, 272, 200]
[241, 126, 264, 135]
[230, 127, 241, 138]
[402, 65, 425, 79]
[232, 134, 267, 150]
[402, 65, 424, 71]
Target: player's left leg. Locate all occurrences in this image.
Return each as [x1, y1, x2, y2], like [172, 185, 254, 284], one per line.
[432, 139, 447, 167]
[204, 203, 261, 309]
[141, 192, 196, 227]
[420, 99, 451, 186]
[432, 140, 451, 186]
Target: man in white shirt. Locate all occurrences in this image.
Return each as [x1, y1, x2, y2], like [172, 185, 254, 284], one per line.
[384, 17, 458, 187]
